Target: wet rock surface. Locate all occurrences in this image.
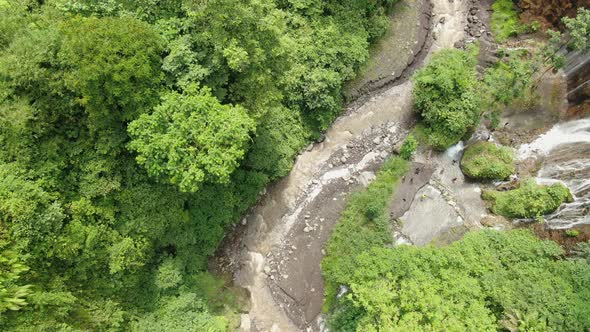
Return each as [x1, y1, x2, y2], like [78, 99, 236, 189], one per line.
[399, 184, 465, 246]
[345, 0, 433, 100]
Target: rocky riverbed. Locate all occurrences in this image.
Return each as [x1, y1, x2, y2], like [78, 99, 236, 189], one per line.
[212, 0, 474, 330]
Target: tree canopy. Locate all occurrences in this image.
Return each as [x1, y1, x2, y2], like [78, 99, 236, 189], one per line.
[328, 230, 590, 332]
[412, 48, 480, 150]
[0, 0, 399, 330]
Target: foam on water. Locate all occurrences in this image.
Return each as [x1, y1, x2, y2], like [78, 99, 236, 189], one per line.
[518, 119, 590, 159]
[518, 119, 590, 228]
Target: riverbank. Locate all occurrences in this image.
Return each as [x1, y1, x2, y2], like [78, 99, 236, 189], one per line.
[211, 0, 472, 330]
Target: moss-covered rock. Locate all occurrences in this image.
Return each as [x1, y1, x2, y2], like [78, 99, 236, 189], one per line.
[482, 180, 574, 218]
[461, 141, 515, 180]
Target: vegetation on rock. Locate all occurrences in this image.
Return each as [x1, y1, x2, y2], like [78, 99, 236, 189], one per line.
[412, 48, 480, 150]
[483, 180, 573, 218]
[399, 134, 418, 160]
[461, 141, 515, 180]
[322, 157, 409, 311]
[491, 0, 524, 42]
[481, 50, 536, 127]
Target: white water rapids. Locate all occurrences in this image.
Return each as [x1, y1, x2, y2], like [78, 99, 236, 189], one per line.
[518, 119, 590, 228]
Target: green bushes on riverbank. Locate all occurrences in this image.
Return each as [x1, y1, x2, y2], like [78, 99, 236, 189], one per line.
[461, 141, 515, 180]
[483, 180, 573, 218]
[321, 156, 409, 312]
[412, 48, 480, 150]
[326, 230, 590, 331]
[491, 0, 524, 42]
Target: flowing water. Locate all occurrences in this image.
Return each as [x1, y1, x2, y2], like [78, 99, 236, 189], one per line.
[518, 119, 590, 228]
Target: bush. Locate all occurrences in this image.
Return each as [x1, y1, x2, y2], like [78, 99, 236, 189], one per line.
[461, 141, 515, 180]
[491, 0, 523, 42]
[327, 230, 590, 331]
[321, 157, 409, 311]
[412, 48, 480, 150]
[399, 134, 417, 160]
[482, 180, 573, 218]
[566, 229, 580, 237]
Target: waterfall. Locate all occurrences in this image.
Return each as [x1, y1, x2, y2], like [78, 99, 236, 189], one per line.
[519, 119, 590, 228]
[518, 119, 590, 159]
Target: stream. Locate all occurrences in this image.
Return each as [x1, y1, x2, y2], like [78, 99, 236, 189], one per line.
[214, 0, 589, 331]
[519, 119, 590, 228]
[215, 0, 470, 331]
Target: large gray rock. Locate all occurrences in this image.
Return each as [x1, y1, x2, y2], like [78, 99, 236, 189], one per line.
[399, 185, 463, 246]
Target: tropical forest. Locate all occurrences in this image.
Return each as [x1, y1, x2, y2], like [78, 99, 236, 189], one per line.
[0, 0, 589, 331]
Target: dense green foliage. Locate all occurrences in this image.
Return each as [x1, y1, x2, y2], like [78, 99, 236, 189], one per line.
[461, 141, 515, 180]
[412, 48, 480, 150]
[399, 134, 418, 160]
[327, 230, 590, 331]
[483, 180, 573, 218]
[481, 50, 535, 127]
[0, 0, 398, 330]
[322, 157, 409, 311]
[491, 0, 523, 42]
[562, 8, 590, 52]
[128, 87, 255, 193]
[0, 250, 31, 313]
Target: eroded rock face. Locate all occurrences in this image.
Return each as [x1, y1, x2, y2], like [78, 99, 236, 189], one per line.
[564, 51, 590, 107]
[518, 0, 589, 29]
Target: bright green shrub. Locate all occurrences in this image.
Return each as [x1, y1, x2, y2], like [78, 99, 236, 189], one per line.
[483, 180, 573, 218]
[461, 141, 515, 180]
[399, 134, 418, 160]
[412, 48, 480, 150]
[491, 0, 523, 42]
[322, 157, 409, 311]
[327, 230, 590, 331]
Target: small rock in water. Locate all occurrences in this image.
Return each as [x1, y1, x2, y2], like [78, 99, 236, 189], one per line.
[303, 226, 311, 233]
[291, 245, 297, 250]
[373, 137, 382, 145]
[241, 218, 247, 225]
[264, 266, 271, 274]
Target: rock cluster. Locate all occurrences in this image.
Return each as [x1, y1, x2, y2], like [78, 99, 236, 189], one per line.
[464, 1, 487, 39]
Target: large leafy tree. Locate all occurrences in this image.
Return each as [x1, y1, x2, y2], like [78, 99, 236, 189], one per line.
[128, 86, 255, 193]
